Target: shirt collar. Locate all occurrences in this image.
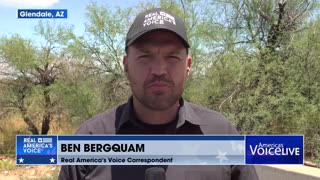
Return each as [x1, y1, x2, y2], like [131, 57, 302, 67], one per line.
[116, 96, 205, 132]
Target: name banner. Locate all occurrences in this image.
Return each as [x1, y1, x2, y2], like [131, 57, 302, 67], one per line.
[16, 135, 303, 165]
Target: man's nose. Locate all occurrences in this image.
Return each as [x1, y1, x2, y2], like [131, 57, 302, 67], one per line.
[150, 57, 168, 76]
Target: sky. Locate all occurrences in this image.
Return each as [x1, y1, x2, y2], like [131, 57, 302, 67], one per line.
[0, 0, 141, 40]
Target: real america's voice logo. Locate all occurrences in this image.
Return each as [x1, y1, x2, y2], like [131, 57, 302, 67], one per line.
[245, 135, 303, 164]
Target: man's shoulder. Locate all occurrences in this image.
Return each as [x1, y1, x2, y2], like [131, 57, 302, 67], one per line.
[186, 102, 239, 134]
[76, 104, 125, 134]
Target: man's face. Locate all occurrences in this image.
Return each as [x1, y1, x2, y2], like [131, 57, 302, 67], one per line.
[123, 30, 192, 111]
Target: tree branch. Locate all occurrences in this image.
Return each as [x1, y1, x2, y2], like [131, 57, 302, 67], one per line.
[219, 88, 237, 110]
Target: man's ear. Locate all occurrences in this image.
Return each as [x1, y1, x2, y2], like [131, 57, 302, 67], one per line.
[123, 55, 128, 78]
[186, 56, 192, 76]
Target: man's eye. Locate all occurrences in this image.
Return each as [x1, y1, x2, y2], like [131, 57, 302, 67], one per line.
[138, 55, 150, 59]
[167, 56, 180, 61]
[136, 55, 150, 63]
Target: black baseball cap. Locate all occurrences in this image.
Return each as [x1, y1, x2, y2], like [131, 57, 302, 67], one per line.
[125, 8, 190, 49]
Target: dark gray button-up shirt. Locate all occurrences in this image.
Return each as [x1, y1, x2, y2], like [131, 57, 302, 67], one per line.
[59, 97, 258, 180]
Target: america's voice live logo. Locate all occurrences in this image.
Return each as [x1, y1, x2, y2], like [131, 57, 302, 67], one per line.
[245, 135, 303, 164]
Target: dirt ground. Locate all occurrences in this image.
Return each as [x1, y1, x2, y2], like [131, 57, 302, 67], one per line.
[0, 156, 60, 180]
[0, 166, 60, 180]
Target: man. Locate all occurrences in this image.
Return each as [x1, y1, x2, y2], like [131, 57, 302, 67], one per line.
[59, 8, 259, 180]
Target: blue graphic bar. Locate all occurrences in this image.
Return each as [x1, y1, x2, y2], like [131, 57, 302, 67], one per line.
[17, 155, 57, 165]
[17, 9, 68, 18]
[16, 135, 57, 165]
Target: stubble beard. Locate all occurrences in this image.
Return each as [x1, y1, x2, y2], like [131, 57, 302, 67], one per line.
[128, 76, 183, 111]
[139, 88, 182, 111]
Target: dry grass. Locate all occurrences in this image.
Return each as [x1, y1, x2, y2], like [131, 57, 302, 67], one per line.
[0, 156, 61, 179]
[0, 115, 77, 179]
[0, 161, 61, 180]
[0, 114, 78, 155]
[0, 158, 16, 171]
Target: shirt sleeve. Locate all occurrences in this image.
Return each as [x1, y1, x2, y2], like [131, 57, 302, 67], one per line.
[231, 165, 259, 180]
[58, 124, 91, 180]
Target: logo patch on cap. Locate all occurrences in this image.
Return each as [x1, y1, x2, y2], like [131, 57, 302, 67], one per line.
[126, 8, 190, 48]
[143, 11, 176, 27]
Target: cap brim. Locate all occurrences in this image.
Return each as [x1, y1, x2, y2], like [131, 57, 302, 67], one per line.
[126, 28, 190, 48]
